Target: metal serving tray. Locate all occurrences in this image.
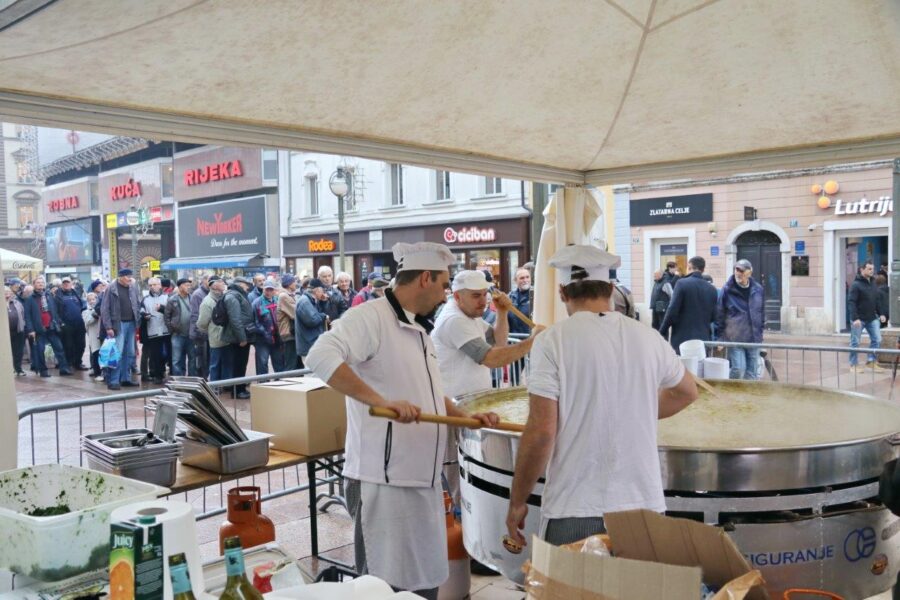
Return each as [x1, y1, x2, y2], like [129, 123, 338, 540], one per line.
[84, 453, 178, 487]
[178, 429, 272, 474]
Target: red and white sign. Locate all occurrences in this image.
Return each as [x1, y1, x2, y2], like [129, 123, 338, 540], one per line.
[48, 196, 79, 212]
[443, 225, 496, 244]
[110, 179, 142, 201]
[196, 212, 244, 236]
[184, 160, 244, 186]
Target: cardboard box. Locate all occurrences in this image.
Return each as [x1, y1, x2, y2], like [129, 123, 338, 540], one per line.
[249, 377, 346, 456]
[525, 509, 767, 600]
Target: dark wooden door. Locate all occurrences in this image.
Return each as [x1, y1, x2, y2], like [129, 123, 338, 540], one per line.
[736, 231, 782, 331]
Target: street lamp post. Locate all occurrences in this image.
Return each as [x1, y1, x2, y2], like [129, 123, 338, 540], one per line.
[329, 167, 350, 274]
[126, 205, 140, 274]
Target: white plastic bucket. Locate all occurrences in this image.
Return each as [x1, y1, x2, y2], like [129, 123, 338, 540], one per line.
[679, 339, 707, 359]
[702, 357, 730, 379]
[680, 356, 700, 376]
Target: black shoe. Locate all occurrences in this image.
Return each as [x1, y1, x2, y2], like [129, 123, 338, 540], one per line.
[120, 381, 139, 387]
[107, 383, 121, 390]
[59, 368, 73, 376]
[76, 365, 90, 371]
[40, 371, 51, 378]
[236, 391, 251, 400]
[141, 374, 152, 382]
[151, 377, 164, 384]
[15, 371, 26, 377]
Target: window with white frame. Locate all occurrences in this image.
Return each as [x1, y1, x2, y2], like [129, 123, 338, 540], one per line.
[435, 170, 451, 201]
[390, 163, 404, 206]
[306, 174, 319, 216]
[484, 176, 502, 195]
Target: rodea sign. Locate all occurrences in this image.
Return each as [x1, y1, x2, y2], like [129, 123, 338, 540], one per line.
[308, 239, 336, 252]
[443, 226, 496, 244]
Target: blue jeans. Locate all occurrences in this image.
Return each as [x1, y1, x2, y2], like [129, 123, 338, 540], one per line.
[255, 342, 284, 375]
[108, 320, 136, 385]
[727, 346, 760, 380]
[209, 346, 225, 382]
[849, 318, 881, 366]
[34, 331, 69, 373]
[171, 335, 196, 376]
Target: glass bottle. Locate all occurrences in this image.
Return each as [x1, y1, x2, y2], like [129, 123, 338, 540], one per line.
[168, 553, 196, 600]
[219, 536, 263, 600]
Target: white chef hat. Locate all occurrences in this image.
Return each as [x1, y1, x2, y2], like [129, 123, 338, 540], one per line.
[393, 242, 455, 272]
[451, 270, 492, 292]
[549, 244, 621, 284]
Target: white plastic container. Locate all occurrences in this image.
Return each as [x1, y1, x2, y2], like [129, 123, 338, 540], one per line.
[678, 339, 707, 359]
[680, 355, 700, 376]
[702, 357, 731, 379]
[0, 463, 168, 581]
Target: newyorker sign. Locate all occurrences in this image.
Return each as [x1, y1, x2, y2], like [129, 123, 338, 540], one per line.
[177, 195, 267, 258]
[630, 193, 714, 226]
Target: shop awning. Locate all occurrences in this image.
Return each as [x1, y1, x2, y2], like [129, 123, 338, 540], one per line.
[0, 1, 898, 185]
[160, 255, 261, 270]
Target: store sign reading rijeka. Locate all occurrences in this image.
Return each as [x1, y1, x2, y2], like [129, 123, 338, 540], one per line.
[184, 160, 243, 186]
[443, 225, 496, 244]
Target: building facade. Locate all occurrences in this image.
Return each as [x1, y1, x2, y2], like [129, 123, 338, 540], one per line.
[0, 123, 43, 262]
[280, 153, 532, 291]
[623, 160, 894, 334]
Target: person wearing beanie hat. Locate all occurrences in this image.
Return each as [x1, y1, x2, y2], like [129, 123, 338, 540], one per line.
[164, 277, 196, 376]
[221, 275, 256, 398]
[277, 274, 301, 370]
[505, 244, 697, 552]
[305, 242, 499, 596]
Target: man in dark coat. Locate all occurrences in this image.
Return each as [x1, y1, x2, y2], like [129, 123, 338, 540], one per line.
[221, 276, 255, 399]
[54, 276, 88, 370]
[658, 256, 718, 353]
[847, 260, 884, 373]
[24, 276, 72, 377]
[715, 259, 765, 380]
[100, 269, 141, 389]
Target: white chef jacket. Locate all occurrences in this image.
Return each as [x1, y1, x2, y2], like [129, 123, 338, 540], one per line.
[306, 290, 448, 488]
[528, 311, 684, 519]
[431, 297, 493, 399]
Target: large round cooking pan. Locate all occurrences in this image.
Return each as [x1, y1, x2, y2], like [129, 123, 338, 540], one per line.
[456, 381, 900, 492]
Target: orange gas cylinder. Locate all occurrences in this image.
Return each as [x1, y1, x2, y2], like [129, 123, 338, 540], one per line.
[219, 486, 275, 554]
[438, 491, 470, 599]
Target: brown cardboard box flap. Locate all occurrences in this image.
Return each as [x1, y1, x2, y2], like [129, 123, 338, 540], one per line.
[526, 536, 702, 600]
[604, 510, 768, 600]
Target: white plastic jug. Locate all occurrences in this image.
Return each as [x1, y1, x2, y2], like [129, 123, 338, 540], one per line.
[680, 356, 700, 376]
[679, 339, 707, 359]
[702, 357, 730, 380]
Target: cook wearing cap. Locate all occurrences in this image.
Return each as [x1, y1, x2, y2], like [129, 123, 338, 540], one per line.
[431, 270, 544, 505]
[306, 242, 498, 596]
[504, 244, 697, 551]
[715, 258, 765, 379]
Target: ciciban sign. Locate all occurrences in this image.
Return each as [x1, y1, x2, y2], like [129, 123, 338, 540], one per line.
[184, 160, 243, 186]
[443, 225, 496, 244]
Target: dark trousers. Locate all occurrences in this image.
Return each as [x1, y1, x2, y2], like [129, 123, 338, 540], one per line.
[144, 336, 167, 379]
[10, 331, 25, 372]
[193, 339, 209, 379]
[280, 340, 298, 372]
[60, 323, 86, 368]
[255, 341, 284, 375]
[224, 343, 251, 393]
[90, 349, 101, 377]
[34, 331, 69, 372]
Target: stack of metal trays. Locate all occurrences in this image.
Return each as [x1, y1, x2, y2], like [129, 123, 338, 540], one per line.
[81, 428, 181, 487]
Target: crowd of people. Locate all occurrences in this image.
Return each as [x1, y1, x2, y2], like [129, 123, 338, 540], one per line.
[3, 265, 402, 393]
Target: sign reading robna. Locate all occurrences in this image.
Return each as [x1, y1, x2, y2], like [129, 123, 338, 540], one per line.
[629, 193, 713, 226]
[177, 195, 267, 258]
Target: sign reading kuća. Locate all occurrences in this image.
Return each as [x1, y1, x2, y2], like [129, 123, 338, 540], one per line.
[630, 193, 713, 226]
[177, 195, 267, 258]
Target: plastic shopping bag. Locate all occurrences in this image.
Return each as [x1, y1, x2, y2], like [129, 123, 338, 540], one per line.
[99, 337, 120, 369]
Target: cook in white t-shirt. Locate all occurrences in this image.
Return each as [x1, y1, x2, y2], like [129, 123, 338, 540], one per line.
[505, 245, 697, 550]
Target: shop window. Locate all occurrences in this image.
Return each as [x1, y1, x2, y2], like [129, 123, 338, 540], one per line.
[306, 174, 319, 216]
[484, 176, 502, 195]
[435, 170, 451, 201]
[389, 164, 404, 206]
[262, 149, 278, 183]
[469, 249, 501, 282]
[17, 205, 34, 229]
[89, 181, 99, 211]
[160, 162, 174, 198]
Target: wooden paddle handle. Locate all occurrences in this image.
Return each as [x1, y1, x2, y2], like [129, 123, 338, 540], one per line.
[369, 406, 525, 433]
[490, 289, 537, 329]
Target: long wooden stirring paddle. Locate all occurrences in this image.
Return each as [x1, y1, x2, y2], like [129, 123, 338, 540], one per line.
[489, 288, 539, 330]
[369, 406, 525, 433]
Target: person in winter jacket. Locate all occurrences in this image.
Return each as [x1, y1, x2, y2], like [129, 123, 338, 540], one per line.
[54, 277, 88, 370]
[651, 263, 679, 330]
[317, 266, 348, 322]
[252, 279, 284, 374]
[335, 272, 356, 312]
[24, 276, 72, 377]
[507, 268, 532, 335]
[352, 272, 384, 306]
[6, 284, 26, 376]
[848, 260, 885, 372]
[715, 259, 765, 380]
[295, 278, 329, 359]
[189, 274, 210, 379]
[222, 277, 255, 399]
[658, 256, 718, 352]
[164, 278, 196, 377]
[277, 274, 299, 371]
[100, 269, 141, 389]
[247, 273, 266, 304]
[82, 292, 104, 378]
[196, 276, 227, 382]
[876, 273, 890, 326]
[140, 277, 170, 383]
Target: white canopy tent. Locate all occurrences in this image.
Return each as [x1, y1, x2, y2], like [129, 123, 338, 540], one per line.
[0, 0, 899, 467]
[0, 247, 43, 273]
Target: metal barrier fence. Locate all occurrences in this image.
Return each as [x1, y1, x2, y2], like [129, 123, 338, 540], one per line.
[703, 340, 900, 400]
